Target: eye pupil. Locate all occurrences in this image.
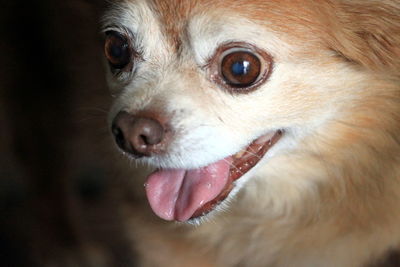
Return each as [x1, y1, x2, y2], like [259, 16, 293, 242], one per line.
[110, 44, 124, 58]
[231, 61, 251, 76]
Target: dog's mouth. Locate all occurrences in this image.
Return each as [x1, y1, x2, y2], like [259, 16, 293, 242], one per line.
[145, 130, 283, 222]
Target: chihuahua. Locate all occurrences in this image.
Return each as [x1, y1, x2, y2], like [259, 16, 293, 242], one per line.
[102, 1, 400, 266]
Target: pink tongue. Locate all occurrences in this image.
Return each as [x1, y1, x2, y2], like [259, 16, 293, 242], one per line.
[145, 158, 231, 222]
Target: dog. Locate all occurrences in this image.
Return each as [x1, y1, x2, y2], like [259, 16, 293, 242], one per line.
[102, 0, 400, 266]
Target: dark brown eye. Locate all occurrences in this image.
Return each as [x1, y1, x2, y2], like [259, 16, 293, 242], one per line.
[104, 31, 131, 70]
[221, 51, 261, 88]
[209, 43, 273, 93]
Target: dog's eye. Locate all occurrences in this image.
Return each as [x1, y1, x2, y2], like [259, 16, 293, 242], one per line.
[210, 43, 273, 93]
[221, 51, 261, 88]
[104, 31, 131, 70]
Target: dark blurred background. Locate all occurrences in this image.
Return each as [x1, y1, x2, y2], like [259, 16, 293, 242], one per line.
[0, 0, 142, 266]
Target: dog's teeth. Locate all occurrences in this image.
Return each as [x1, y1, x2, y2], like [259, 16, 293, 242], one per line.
[255, 132, 275, 145]
[235, 149, 247, 159]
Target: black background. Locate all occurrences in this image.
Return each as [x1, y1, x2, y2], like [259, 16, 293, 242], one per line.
[0, 1, 139, 266]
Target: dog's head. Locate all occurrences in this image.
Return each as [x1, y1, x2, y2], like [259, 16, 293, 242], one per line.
[102, 0, 400, 223]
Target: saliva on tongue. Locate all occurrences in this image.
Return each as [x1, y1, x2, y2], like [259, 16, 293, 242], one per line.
[145, 158, 232, 222]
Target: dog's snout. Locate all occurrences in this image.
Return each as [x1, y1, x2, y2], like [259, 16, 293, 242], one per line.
[112, 111, 166, 157]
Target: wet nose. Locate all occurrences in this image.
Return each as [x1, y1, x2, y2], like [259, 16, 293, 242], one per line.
[112, 111, 166, 157]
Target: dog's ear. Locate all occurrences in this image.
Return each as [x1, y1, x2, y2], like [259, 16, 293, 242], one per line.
[328, 1, 400, 74]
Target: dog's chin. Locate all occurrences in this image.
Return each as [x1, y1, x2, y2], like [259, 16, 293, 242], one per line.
[144, 130, 283, 223]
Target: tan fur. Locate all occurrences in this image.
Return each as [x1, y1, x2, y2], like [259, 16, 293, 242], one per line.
[104, 0, 400, 266]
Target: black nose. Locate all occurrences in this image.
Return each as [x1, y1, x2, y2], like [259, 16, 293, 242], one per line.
[112, 111, 166, 157]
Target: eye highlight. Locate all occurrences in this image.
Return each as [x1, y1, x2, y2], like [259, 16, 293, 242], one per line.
[209, 43, 273, 93]
[104, 31, 132, 71]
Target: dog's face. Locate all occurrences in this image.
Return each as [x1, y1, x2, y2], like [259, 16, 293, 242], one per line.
[102, 0, 400, 223]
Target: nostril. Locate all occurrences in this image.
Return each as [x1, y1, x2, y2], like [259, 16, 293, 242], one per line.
[139, 134, 149, 145]
[112, 124, 126, 150]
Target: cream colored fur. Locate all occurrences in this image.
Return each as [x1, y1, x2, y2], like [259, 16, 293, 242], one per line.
[103, 0, 400, 266]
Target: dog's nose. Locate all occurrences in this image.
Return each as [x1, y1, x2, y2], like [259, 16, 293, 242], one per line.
[112, 111, 166, 157]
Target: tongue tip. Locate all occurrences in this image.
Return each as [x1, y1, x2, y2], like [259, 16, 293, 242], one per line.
[175, 210, 195, 222]
[155, 211, 175, 221]
[146, 158, 233, 222]
[146, 199, 174, 221]
[145, 197, 187, 222]
[145, 169, 186, 222]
